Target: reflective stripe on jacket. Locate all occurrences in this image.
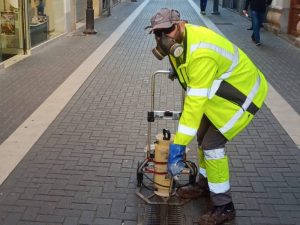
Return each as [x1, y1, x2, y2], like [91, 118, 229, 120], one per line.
[171, 24, 268, 146]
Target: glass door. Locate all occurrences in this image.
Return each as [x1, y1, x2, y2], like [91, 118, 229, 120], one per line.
[28, 0, 49, 47]
[28, 0, 66, 47]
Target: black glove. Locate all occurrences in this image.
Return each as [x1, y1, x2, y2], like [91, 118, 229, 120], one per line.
[168, 68, 177, 81]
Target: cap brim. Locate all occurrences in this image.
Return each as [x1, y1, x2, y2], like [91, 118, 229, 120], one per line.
[152, 21, 174, 30]
[144, 21, 176, 34]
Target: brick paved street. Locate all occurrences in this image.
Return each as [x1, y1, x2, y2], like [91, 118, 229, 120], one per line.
[0, 0, 299, 225]
[0, 1, 143, 144]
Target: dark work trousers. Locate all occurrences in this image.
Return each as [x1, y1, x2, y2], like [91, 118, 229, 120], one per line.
[196, 114, 232, 206]
[200, 0, 207, 12]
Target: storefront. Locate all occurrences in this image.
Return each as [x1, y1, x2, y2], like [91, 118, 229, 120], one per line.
[0, 0, 66, 63]
[0, 0, 24, 62]
[221, 0, 299, 41]
[221, 0, 246, 12]
[28, 0, 66, 47]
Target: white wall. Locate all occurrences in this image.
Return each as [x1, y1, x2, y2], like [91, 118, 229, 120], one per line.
[64, 0, 76, 32]
[268, 0, 290, 33]
[271, 0, 290, 9]
[76, 0, 85, 22]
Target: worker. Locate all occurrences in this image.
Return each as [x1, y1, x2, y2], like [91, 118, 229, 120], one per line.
[145, 8, 268, 225]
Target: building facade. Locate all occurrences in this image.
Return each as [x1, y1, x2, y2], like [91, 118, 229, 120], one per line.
[1, 0, 299, 64]
[0, 0, 69, 62]
[0, 0, 120, 64]
[222, 0, 300, 44]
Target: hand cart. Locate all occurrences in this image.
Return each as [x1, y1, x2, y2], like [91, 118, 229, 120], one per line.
[136, 70, 198, 206]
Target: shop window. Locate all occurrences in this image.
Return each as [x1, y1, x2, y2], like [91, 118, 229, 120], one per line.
[29, 0, 48, 46]
[0, 0, 22, 62]
[29, 0, 65, 47]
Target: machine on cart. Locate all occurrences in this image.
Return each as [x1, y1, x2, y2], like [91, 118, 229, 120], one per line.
[136, 70, 198, 209]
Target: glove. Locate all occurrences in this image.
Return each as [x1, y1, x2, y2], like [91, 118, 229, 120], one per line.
[168, 144, 186, 176]
[168, 68, 177, 81]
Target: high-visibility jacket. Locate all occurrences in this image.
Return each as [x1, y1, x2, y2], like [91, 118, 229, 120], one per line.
[170, 24, 268, 146]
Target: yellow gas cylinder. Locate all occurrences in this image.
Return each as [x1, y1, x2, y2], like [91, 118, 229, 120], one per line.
[154, 131, 174, 197]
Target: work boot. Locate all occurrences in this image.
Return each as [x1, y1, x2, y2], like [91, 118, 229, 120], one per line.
[176, 176, 209, 199]
[197, 202, 236, 225]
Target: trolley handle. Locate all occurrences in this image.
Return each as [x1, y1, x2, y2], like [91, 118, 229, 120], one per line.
[147, 110, 182, 122]
[146, 70, 185, 155]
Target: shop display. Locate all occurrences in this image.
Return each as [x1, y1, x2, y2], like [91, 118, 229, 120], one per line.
[29, 0, 48, 46]
[0, 0, 65, 62]
[0, 11, 15, 35]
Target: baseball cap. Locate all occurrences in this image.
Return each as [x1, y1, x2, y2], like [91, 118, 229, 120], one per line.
[145, 8, 181, 33]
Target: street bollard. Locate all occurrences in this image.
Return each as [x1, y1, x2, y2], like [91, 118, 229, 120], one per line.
[84, 0, 97, 34]
[211, 0, 220, 15]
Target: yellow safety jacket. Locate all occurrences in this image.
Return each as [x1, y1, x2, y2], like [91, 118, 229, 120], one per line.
[171, 24, 268, 146]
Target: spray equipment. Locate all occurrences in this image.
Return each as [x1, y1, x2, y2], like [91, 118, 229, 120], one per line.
[136, 70, 198, 206]
[153, 129, 173, 197]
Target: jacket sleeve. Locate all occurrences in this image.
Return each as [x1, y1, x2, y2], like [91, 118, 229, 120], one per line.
[244, 0, 250, 10]
[266, 0, 272, 6]
[173, 57, 218, 146]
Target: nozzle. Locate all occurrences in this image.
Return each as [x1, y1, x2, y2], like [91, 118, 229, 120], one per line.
[163, 129, 171, 140]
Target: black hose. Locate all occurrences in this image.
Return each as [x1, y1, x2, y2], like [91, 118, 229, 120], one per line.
[141, 160, 198, 190]
[143, 172, 171, 188]
[142, 181, 155, 191]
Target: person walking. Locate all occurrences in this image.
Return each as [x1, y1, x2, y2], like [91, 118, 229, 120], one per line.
[146, 8, 268, 225]
[243, 0, 272, 46]
[200, 0, 207, 15]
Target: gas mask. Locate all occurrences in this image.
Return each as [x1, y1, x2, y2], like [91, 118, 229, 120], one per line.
[152, 33, 184, 60]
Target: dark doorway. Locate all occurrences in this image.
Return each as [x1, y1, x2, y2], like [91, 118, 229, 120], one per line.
[289, 0, 300, 36]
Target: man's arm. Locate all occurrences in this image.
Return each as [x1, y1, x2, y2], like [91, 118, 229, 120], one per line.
[168, 56, 218, 176]
[243, 0, 250, 11]
[173, 57, 218, 146]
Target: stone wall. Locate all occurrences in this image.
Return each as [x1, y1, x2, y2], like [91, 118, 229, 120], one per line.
[266, 0, 290, 34]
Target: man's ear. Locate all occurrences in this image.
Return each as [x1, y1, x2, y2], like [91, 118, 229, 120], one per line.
[178, 22, 185, 33]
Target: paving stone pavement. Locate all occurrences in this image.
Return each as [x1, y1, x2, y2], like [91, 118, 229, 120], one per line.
[0, 1, 144, 144]
[0, 0, 300, 225]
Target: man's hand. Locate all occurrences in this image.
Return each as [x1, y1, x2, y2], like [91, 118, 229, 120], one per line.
[168, 68, 177, 81]
[242, 10, 249, 17]
[243, 9, 249, 17]
[168, 144, 186, 176]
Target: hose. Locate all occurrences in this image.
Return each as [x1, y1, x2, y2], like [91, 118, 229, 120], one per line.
[141, 161, 198, 190]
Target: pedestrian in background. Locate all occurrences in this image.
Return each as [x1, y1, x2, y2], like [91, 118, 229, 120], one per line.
[200, 0, 207, 15]
[37, 0, 45, 16]
[243, 0, 272, 46]
[146, 8, 268, 225]
[243, 10, 253, 30]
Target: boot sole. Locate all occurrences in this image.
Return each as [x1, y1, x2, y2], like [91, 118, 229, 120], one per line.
[176, 189, 209, 199]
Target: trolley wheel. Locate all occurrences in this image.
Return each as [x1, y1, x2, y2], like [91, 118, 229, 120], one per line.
[136, 161, 143, 187]
[188, 161, 198, 185]
[189, 174, 197, 185]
